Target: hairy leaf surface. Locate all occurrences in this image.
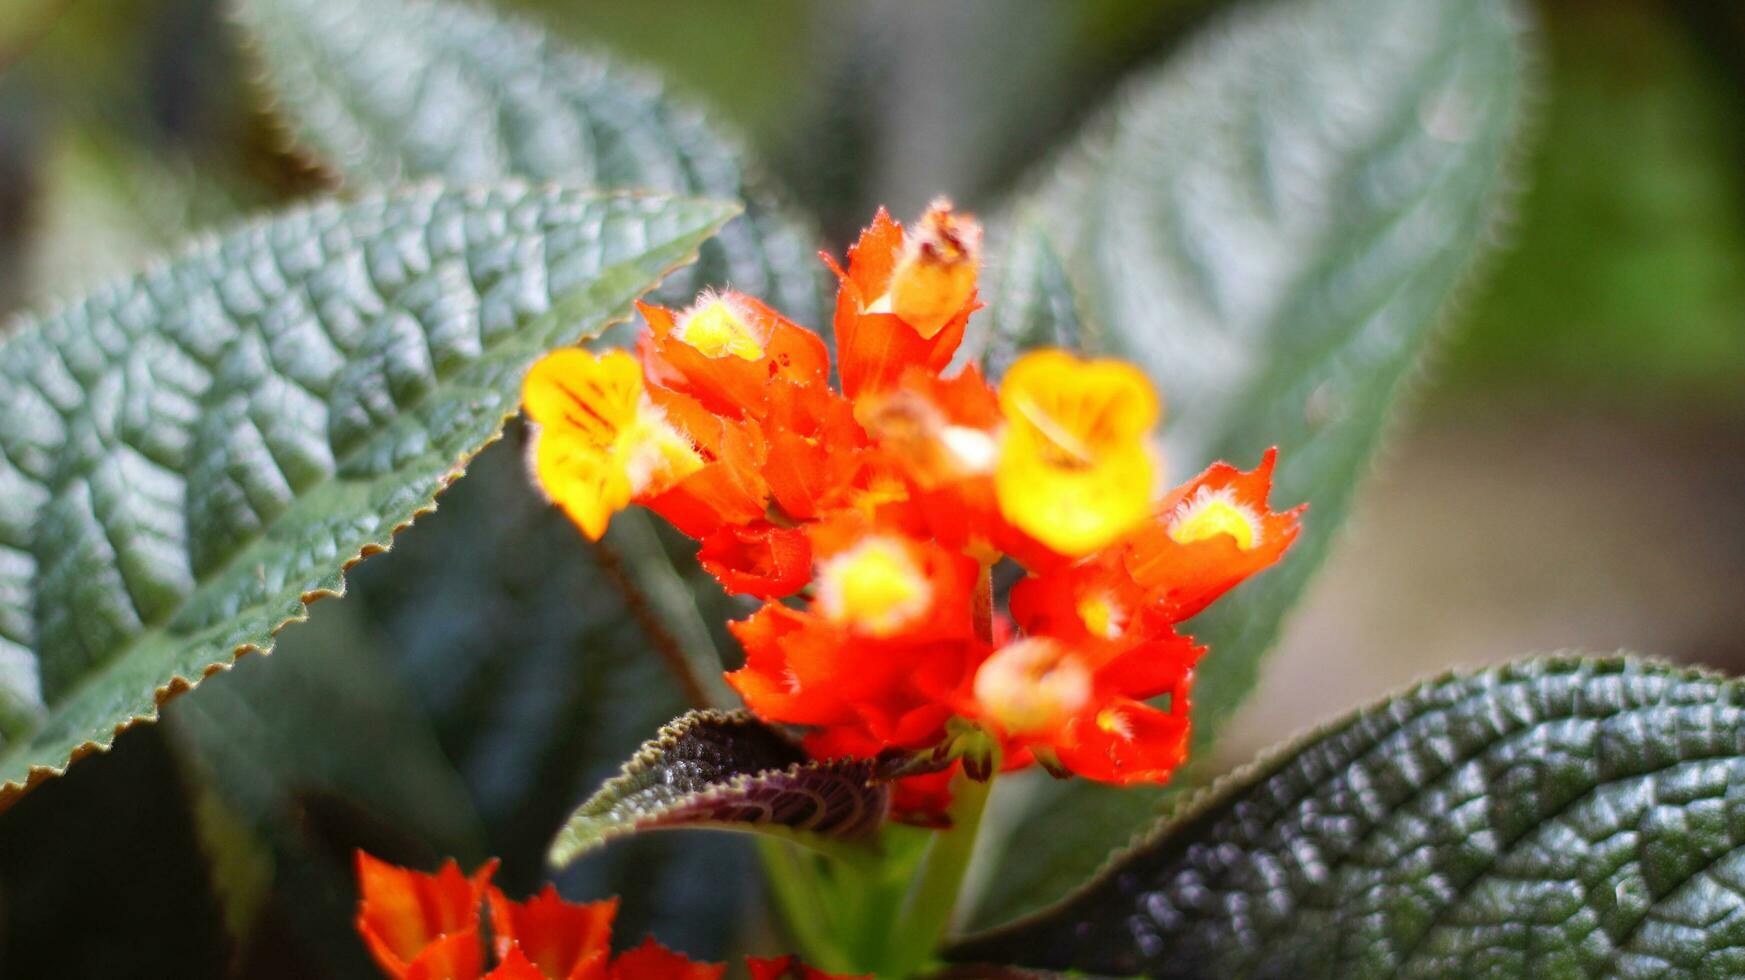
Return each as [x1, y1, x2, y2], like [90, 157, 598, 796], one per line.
[232, 0, 823, 322]
[549, 710, 888, 868]
[0, 186, 734, 803]
[975, 0, 1532, 924]
[953, 658, 1745, 978]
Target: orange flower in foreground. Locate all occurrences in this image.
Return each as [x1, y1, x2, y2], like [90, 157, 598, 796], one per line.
[355, 852, 496, 980]
[357, 853, 852, 980]
[487, 886, 614, 980]
[522, 202, 1304, 818]
[826, 198, 982, 400]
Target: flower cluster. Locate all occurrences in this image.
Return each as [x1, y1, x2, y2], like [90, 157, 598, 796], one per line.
[522, 201, 1302, 817]
[354, 852, 853, 979]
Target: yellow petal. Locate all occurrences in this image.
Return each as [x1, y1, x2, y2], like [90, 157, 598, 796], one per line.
[675, 293, 766, 360]
[995, 350, 1161, 555]
[530, 426, 633, 540]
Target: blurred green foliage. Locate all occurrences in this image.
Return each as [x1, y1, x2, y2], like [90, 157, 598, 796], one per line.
[1446, 0, 1745, 406]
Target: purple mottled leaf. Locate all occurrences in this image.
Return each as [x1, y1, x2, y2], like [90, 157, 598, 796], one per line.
[549, 710, 887, 867]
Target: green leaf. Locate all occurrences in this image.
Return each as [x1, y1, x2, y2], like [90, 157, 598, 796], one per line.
[0, 185, 736, 804]
[951, 657, 1745, 978]
[549, 710, 888, 869]
[230, 0, 823, 323]
[962, 213, 1084, 379]
[973, 0, 1532, 925]
[230, 0, 790, 947]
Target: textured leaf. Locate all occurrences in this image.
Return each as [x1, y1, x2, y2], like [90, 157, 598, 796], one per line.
[951, 657, 1745, 978]
[231, 0, 823, 323]
[549, 710, 888, 868]
[961, 213, 1084, 380]
[974, 0, 1532, 925]
[0, 185, 735, 804]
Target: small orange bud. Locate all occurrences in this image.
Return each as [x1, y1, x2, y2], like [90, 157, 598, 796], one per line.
[868, 197, 982, 339]
[972, 638, 1093, 737]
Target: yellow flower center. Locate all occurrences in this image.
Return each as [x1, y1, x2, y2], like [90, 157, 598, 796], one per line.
[816, 537, 932, 636]
[994, 350, 1161, 556]
[521, 348, 703, 539]
[1167, 486, 1260, 549]
[675, 294, 765, 360]
[1076, 592, 1125, 639]
[1096, 706, 1132, 738]
[973, 638, 1093, 736]
[867, 197, 981, 339]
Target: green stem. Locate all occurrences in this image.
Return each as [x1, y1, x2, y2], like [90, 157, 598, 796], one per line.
[879, 766, 995, 977]
[758, 839, 857, 972]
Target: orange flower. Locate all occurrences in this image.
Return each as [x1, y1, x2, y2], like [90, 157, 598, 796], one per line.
[487, 887, 614, 980]
[697, 523, 813, 598]
[826, 200, 981, 400]
[1055, 696, 1192, 786]
[354, 852, 496, 980]
[1122, 449, 1304, 621]
[726, 522, 985, 758]
[636, 291, 830, 421]
[355, 854, 854, 980]
[483, 948, 554, 980]
[962, 609, 1200, 780]
[521, 203, 1305, 816]
[608, 938, 725, 980]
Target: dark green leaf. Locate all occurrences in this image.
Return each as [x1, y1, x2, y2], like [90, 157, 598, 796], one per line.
[974, 0, 1532, 924]
[0, 185, 735, 803]
[165, 599, 486, 976]
[231, 0, 824, 323]
[952, 657, 1745, 978]
[549, 710, 888, 869]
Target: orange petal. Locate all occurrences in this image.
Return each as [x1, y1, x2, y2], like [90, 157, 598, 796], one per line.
[829, 206, 979, 400]
[1123, 448, 1304, 621]
[404, 932, 488, 980]
[637, 293, 829, 420]
[697, 523, 813, 598]
[355, 853, 496, 979]
[481, 946, 550, 980]
[1054, 698, 1190, 785]
[608, 937, 726, 980]
[487, 886, 614, 980]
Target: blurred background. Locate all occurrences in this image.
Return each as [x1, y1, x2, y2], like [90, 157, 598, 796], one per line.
[0, 0, 1742, 974]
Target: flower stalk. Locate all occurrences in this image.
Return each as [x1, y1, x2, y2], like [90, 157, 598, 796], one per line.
[881, 755, 996, 977]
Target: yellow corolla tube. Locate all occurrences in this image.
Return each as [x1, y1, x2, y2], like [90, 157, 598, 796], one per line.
[994, 349, 1161, 556]
[521, 348, 701, 539]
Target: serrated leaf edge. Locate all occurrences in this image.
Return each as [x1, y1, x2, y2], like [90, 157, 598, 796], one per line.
[0, 185, 739, 809]
[550, 709, 889, 868]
